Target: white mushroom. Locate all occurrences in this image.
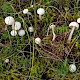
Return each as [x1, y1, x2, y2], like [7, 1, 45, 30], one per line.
[23, 9, 31, 15]
[35, 37, 41, 44]
[69, 64, 76, 72]
[18, 29, 25, 36]
[37, 8, 45, 19]
[68, 22, 79, 41]
[28, 26, 34, 32]
[5, 16, 15, 25]
[23, 9, 28, 14]
[5, 59, 9, 63]
[12, 21, 21, 30]
[77, 18, 80, 23]
[47, 24, 56, 41]
[10, 30, 17, 36]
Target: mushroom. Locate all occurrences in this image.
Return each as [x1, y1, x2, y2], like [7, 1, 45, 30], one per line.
[5, 59, 9, 63]
[10, 30, 17, 36]
[77, 18, 80, 23]
[12, 21, 21, 30]
[47, 24, 56, 41]
[69, 64, 76, 72]
[35, 37, 41, 44]
[37, 8, 45, 19]
[28, 26, 34, 32]
[23, 9, 31, 15]
[77, 18, 80, 29]
[5, 16, 15, 25]
[18, 29, 25, 36]
[68, 22, 79, 41]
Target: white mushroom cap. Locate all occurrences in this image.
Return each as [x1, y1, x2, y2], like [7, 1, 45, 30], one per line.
[23, 9, 28, 14]
[11, 30, 17, 36]
[49, 24, 56, 29]
[12, 21, 21, 30]
[35, 37, 41, 44]
[5, 16, 15, 25]
[28, 26, 34, 32]
[18, 29, 25, 36]
[77, 18, 80, 23]
[69, 64, 76, 72]
[69, 22, 79, 30]
[37, 8, 45, 15]
[5, 59, 9, 63]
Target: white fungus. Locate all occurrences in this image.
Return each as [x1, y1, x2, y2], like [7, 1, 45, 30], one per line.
[69, 64, 76, 72]
[35, 37, 41, 44]
[12, 21, 21, 30]
[37, 8, 45, 15]
[5, 16, 15, 25]
[28, 26, 34, 32]
[23, 9, 28, 14]
[37, 8, 45, 19]
[5, 59, 9, 63]
[18, 29, 25, 36]
[68, 22, 79, 41]
[47, 24, 56, 41]
[77, 18, 80, 23]
[11, 30, 17, 36]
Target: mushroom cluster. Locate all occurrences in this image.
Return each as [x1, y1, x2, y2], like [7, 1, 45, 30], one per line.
[5, 8, 80, 45]
[23, 8, 45, 44]
[5, 16, 25, 36]
[4, 6, 80, 75]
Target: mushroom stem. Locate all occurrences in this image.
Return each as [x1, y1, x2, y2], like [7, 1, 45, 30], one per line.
[52, 27, 56, 41]
[12, 22, 15, 29]
[68, 26, 75, 41]
[39, 15, 42, 19]
[47, 28, 50, 36]
[27, 12, 31, 15]
[52, 32, 56, 41]
[47, 25, 56, 41]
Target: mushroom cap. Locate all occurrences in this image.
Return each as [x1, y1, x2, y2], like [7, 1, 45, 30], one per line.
[69, 64, 76, 72]
[5, 16, 15, 25]
[5, 59, 9, 63]
[23, 9, 28, 14]
[69, 22, 79, 30]
[10, 30, 17, 36]
[35, 37, 41, 44]
[28, 26, 34, 32]
[49, 24, 56, 29]
[12, 21, 21, 30]
[37, 8, 45, 15]
[77, 18, 80, 23]
[18, 29, 25, 36]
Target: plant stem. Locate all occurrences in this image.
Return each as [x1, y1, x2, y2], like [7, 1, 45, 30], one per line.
[31, 0, 37, 68]
[32, 38, 34, 68]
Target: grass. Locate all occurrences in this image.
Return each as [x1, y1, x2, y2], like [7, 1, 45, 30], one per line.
[0, 0, 80, 80]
